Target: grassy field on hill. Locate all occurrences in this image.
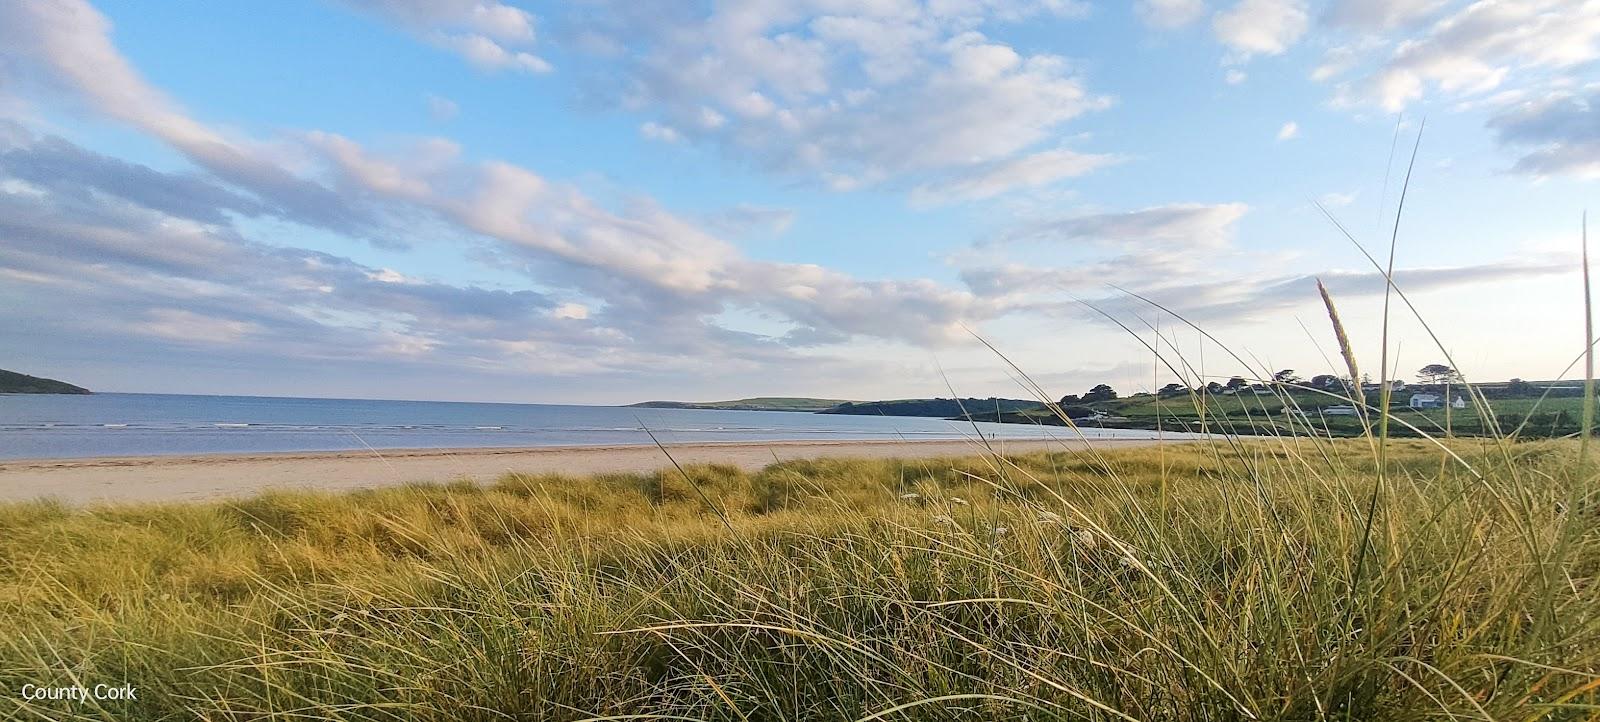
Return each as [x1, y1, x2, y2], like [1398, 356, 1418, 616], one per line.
[2, 436, 1597, 720]
[0, 368, 90, 394]
[823, 397, 1045, 417]
[987, 392, 1593, 439]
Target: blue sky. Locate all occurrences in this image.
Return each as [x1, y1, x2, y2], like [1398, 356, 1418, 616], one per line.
[0, 0, 1594, 403]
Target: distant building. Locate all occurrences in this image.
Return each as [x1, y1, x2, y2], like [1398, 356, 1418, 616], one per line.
[1408, 393, 1468, 409]
[1408, 393, 1444, 409]
[1322, 405, 1358, 416]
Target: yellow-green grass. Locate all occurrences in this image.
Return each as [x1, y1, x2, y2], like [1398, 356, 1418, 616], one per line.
[1, 438, 1596, 720]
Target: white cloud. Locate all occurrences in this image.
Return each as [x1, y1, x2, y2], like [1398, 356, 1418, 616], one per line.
[340, 0, 535, 42]
[1136, 0, 1207, 29]
[135, 309, 264, 344]
[1213, 0, 1310, 57]
[1331, 0, 1600, 112]
[1487, 85, 1600, 178]
[1309, 1, 1600, 177]
[1312, 44, 1362, 81]
[336, 0, 551, 73]
[639, 121, 681, 143]
[438, 33, 551, 73]
[1225, 69, 1248, 84]
[702, 204, 797, 237]
[1322, 0, 1448, 30]
[1319, 190, 1359, 207]
[560, 2, 1113, 197]
[910, 148, 1123, 206]
[0, 0, 377, 237]
[964, 253, 1572, 327]
[551, 303, 590, 320]
[994, 202, 1251, 251]
[425, 93, 459, 121]
[1276, 120, 1300, 140]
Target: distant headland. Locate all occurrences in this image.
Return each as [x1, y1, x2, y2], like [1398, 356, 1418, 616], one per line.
[627, 397, 850, 412]
[627, 396, 1043, 416]
[0, 369, 91, 394]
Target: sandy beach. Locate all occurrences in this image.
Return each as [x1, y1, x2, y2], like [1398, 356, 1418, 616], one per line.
[0, 437, 1171, 504]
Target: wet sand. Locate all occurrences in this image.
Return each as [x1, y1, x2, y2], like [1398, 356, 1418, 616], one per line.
[0, 437, 1174, 504]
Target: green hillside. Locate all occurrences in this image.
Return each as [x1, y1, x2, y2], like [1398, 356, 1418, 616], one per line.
[821, 397, 1046, 418]
[0, 369, 90, 394]
[627, 397, 852, 412]
[981, 390, 1593, 439]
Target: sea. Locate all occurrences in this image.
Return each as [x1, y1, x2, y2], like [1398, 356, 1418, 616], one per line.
[0, 393, 1175, 460]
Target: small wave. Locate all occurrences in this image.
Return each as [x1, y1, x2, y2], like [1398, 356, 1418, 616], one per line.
[213, 423, 250, 428]
[103, 423, 128, 428]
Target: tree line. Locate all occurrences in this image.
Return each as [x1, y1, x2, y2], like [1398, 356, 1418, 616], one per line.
[1056, 363, 1572, 407]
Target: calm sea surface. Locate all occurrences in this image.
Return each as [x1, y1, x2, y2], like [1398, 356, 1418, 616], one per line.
[0, 393, 1171, 460]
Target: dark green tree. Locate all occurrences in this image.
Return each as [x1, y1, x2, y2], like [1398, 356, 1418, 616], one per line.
[1417, 364, 1458, 386]
[1084, 384, 1118, 402]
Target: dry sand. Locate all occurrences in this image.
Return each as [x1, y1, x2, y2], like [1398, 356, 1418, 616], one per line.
[0, 437, 1170, 504]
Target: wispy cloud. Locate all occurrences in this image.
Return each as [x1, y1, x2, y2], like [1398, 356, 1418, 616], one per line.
[992, 203, 1251, 251]
[1324, 0, 1600, 112]
[1319, 190, 1359, 207]
[1321, 0, 1448, 30]
[335, 0, 551, 73]
[425, 93, 459, 122]
[1487, 84, 1600, 178]
[555, 1, 1114, 197]
[1136, 0, 1207, 29]
[910, 148, 1123, 206]
[1213, 0, 1310, 58]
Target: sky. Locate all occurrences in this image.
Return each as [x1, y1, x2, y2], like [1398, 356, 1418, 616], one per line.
[0, 0, 1595, 404]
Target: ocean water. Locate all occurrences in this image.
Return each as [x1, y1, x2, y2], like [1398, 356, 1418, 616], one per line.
[0, 393, 1172, 460]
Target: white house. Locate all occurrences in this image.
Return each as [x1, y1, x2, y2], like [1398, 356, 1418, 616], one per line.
[1322, 405, 1358, 416]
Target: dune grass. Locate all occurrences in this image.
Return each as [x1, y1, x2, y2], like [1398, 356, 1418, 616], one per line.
[0, 436, 1596, 720]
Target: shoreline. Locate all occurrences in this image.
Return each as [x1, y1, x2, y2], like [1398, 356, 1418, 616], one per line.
[0, 437, 1173, 504]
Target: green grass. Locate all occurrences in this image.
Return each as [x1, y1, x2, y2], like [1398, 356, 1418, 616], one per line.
[2, 438, 1597, 720]
[1000, 393, 1593, 440]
